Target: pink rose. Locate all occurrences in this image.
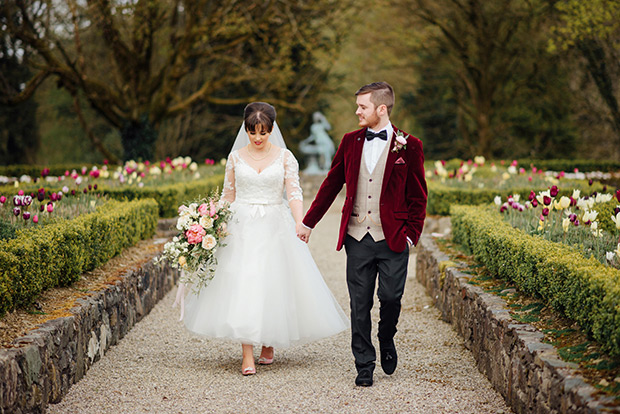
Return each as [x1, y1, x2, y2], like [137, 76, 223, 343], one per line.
[395, 135, 407, 146]
[186, 224, 206, 244]
[198, 203, 210, 216]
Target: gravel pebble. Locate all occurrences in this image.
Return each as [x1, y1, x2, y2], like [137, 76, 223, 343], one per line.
[48, 198, 512, 414]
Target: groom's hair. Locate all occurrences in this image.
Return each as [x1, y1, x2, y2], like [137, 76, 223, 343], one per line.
[355, 82, 394, 116]
[244, 102, 276, 133]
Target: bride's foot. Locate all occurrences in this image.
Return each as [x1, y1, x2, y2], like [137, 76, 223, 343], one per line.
[241, 344, 256, 375]
[258, 346, 274, 365]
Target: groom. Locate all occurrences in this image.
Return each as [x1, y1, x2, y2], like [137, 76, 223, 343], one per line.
[297, 82, 427, 386]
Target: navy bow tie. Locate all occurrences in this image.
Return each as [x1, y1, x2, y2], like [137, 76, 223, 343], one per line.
[365, 130, 388, 141]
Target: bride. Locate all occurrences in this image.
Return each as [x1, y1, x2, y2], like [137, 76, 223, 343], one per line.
[182, 102, 348, 375]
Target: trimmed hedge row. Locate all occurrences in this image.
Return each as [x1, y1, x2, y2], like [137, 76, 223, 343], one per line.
[427, 180, 607, 216]
[0, 198, 159, 317]
[424, 158, 620, 173]
[451, 204, 620, 357]
[95, 174, 225, 218]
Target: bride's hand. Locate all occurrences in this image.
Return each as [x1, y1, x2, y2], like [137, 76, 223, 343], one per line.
[296, 222, 312, 243]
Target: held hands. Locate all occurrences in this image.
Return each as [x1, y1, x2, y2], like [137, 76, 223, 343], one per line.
[296, 222, 312, 243]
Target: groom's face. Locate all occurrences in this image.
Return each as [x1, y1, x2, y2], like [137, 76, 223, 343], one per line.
[355, 93, 381, 129]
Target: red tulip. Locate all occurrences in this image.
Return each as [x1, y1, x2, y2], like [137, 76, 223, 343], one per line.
[550, 186, 558, 197]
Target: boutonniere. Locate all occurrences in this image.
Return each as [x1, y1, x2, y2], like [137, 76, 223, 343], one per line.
[391, 131, 408, 153]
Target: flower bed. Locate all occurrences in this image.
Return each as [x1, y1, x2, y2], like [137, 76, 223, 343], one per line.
[451, 204, 620, 357]
[0, 198, 159, 317]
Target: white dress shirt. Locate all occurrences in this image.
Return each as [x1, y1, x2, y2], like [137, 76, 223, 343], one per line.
[363, 123, 392, 174]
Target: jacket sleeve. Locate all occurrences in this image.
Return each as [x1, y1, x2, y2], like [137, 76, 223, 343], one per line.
[302, 134, 348, 229]
[405, 138, 427, 245]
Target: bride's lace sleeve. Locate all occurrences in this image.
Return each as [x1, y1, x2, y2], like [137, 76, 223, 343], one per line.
[220, 152, 236, 204]
[284, 150, 303, 202]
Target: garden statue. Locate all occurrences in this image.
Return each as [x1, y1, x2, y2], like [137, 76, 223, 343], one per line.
[299, 112, 335, 175]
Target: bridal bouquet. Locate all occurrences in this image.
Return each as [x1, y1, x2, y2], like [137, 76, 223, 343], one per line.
[157, 191, 232, 292]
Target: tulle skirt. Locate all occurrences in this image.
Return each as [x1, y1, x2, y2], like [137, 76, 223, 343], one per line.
[183, 201, 349, 348]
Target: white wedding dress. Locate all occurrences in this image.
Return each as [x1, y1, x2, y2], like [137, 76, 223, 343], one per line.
[183, 147, 348, 348]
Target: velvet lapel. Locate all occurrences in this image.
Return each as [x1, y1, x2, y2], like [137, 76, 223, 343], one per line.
[348, 128, 366, 192]
[381, 124, 400, 199]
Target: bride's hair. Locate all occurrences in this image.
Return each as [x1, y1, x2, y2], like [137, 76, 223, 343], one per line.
[244, 102, 277, 133]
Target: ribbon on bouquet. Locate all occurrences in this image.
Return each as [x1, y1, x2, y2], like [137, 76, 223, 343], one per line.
[172, 280, 187, 321]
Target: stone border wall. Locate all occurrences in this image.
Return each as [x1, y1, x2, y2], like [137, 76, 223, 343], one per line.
[0, 241, 179, 413]
[416, 234, 620, 414]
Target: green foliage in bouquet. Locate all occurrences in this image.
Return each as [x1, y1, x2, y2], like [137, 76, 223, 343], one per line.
[0, 199, 158, 317]
[157, 192, 232, 293]
[427, 180, 606, 216]
[451, 204, 620, 357]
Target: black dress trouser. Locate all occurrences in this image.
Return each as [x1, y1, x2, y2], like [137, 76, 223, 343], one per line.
[343, 233, 409, 372]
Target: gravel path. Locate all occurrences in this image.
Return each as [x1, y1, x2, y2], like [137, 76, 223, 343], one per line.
[48, 197, 511, 414]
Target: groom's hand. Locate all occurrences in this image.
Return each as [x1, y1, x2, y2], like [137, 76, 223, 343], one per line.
[296, 223, 312, 243]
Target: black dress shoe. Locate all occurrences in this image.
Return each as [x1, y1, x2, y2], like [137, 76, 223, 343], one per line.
[380, 341, 397, 375]
[355, 369, 374, 386]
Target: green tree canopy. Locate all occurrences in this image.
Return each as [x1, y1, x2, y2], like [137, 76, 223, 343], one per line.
[0, 0, 352, 162]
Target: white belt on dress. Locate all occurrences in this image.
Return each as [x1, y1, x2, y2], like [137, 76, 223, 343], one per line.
[237, 199, 282, 217]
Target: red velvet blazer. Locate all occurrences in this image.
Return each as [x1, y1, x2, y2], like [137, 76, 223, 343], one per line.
[303, 125, 427, 252]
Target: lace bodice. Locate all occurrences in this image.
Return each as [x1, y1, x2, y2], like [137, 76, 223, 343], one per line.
[221, 147, 303, 205]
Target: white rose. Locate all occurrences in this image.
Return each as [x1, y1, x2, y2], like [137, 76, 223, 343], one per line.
[176, 215, 192, 231]
[202, 234, 217, 250]
[200, 216, 214, 229]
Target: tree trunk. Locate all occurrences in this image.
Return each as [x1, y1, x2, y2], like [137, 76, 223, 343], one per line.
[120, 116, 158, 162]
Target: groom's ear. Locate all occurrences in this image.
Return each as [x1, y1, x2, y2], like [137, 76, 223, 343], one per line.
[376, 104, 388, 116]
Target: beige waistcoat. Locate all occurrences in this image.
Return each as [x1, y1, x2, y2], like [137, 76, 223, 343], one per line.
[347, 143, 390, 242]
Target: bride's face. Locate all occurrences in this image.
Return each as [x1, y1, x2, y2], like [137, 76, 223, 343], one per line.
[247, 125, 272, 151]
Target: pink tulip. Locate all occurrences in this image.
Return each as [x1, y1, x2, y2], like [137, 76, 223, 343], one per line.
[33, 215, 39, 224]
[0, 195, 5, 204]
[46, 203, 54, 213]
[104, 159, 109, 165]
[528, 176, 532, 182]
[18, 190, 24, 196]
[65, 170, 70, 176]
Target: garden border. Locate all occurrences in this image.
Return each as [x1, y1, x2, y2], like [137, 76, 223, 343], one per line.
[0, 220, 179, 414]
[416, 229, 620, 414]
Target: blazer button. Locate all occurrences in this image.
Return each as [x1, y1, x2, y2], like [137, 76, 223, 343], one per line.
[369, 179, 372, 182]
[368, 210, 371, 214]
[368, 195, 371, 199]
[367, 226, 370, 230]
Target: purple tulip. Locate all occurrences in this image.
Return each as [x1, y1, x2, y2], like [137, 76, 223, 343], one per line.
[569, 213, 577, 222]
[83, 188, 88, 194]
[39, 204, 45, 212]
[603, 185, 607, 192]
[573, 219, 579, 226]
[37, 192, 45, 202]
[24, 196, 32, 206]
[23, 212, 31, 220]
[13, 207, 20, 216]
[589, 179, 593, 186]
[94, 184, 98, 190]
[570, 197, 576, 207]
[550, 186, 558, 197]
[528, 191, 536, 202]
[71, 190, 76, 196]
[531, 199, 538, 208]
[500, 205, 508, 213]
[543, 196, 551, 206]
[88, 184, 92, 191]
[616, 189, 620, 202]
[614, 207, 620, 215]
[542, 208, 550, 216]
[13, 196, 21, 206]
